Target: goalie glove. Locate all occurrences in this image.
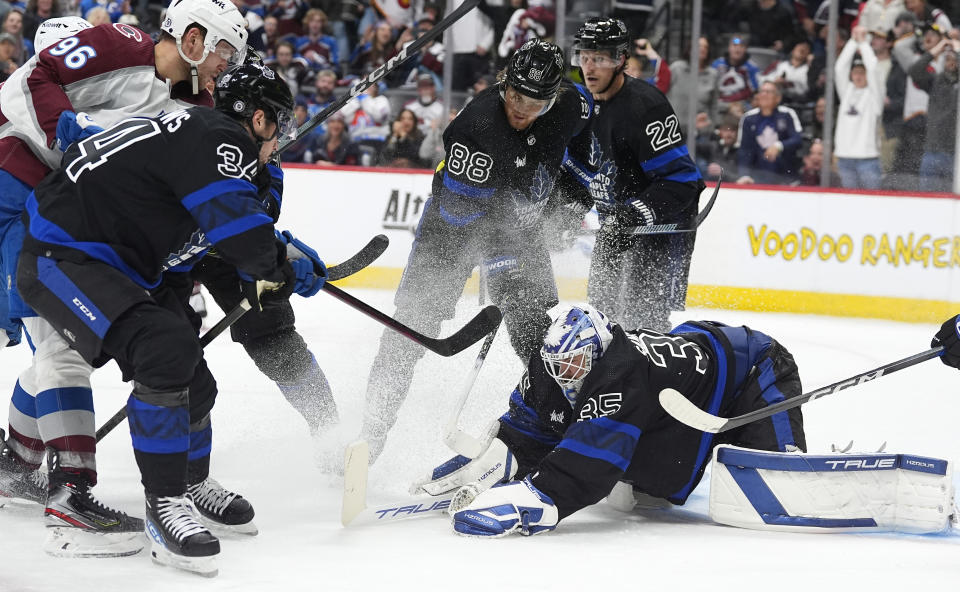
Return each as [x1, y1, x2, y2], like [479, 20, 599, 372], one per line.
[55, 111, 103, 152]
[452, 476, 558, 538]
[410, 433, 517, 500]
[932, 314, 960, 368]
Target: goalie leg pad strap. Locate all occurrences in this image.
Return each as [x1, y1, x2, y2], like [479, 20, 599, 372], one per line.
[709, 445, 955, 534]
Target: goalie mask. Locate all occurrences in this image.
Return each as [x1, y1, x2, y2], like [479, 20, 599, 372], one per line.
[214, 63, 297, 145]
[541, 305, 613, 391]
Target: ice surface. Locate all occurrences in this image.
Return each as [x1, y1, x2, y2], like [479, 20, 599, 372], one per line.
[2, 289, 959, 591]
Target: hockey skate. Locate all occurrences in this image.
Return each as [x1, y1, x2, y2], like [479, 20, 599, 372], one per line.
[0, 428, 48, 507]
[187, 477, 258, 536]
[145, 493, 220, 577]
[44, 467, 144, 558]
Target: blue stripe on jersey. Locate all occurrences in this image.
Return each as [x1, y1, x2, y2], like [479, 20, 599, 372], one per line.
[181, 178, 257, 210]
[665, 325, 727, 503]
[664, 170, 703, 183]
[27, 195, 159, 288]
[641, 145, 703, 183]
[442, 172, 496, 199]
[35, 386, 95, 417]
[204, 212, 274, 245]
[36, 256, 112, 338]
[562, 152, 594, 188]
[556, 416, 642, 471]
[438, 202, 484, 227]
[756, 357, 796, 450]
[188, 422, 212, 461]
[127, 397, 189, 455]
[500, 388, 560, 445]
[12, 381, 38, 419]
[642, 146, 690, 172]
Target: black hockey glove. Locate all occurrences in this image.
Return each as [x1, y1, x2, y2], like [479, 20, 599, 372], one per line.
[932, 314, 960, 368]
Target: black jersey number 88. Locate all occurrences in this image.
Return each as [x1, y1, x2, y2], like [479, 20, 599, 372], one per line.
[447, 141, 493, 184]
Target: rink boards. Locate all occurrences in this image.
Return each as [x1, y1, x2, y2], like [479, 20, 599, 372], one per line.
[278, 164, 960, 324]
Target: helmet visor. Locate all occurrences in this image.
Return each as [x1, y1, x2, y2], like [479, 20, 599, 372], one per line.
[271, 107, 298, 143]
[541, 343, 593, 387]
[213, 41, 246, 68]
[572, 50, 621, 69]
[503, 85, 557, 117]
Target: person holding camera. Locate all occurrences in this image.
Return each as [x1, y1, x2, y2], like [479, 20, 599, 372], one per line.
[908, 35, 960, 191]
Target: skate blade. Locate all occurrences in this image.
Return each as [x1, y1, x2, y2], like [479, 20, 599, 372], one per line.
[204, 519, 258, 537]
[150, 542, 218, 577]
[44, 527, 145, 558]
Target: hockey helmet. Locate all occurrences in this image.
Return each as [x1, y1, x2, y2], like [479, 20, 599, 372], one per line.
[573, 17, 630, 60]
[34, 16, 93, 54]
[162, 0, 248, 68]
[504, 39, 565, 102]
[540, 304, 614, 388]
[214, 63, 297, 143]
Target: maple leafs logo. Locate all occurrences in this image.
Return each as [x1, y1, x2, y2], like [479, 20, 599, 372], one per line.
[510, 163, 555, 229]
[587, 134, 603, 167]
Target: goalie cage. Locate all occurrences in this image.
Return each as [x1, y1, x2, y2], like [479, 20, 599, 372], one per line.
[709, 445, 956, 534]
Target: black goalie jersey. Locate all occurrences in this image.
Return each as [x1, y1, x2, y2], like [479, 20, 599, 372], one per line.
[430, 81, 592, 232]
[23, 107, 284, 289]
[559, 76, 703, 225]
[496, 321, 806, 520]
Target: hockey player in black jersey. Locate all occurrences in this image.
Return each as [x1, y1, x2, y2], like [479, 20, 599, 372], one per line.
[414, 304, 806, 537]
[553, 18, 705, 332]
[362, 40, 593, 462]
[16, 65, 304, 575]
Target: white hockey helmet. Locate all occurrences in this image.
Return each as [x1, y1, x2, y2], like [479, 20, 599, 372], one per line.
[161, 0, 248, 71]
[540, 304, 614, 389]
[34, 16, 93, 54]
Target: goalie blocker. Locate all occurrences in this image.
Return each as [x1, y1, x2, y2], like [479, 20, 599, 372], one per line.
[710, 445, 955, 534]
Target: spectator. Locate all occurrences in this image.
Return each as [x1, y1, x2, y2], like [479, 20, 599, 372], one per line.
[268, 0, 308, 37]
[299, 68, 337, 138]
[669, 36, 719, 134]
[350, 19, 396, 77]
[419, 107, 458, 169]
[250, 14, 281, 58]
[909, 36, 960, 191]
[404, 72, 445, 134]
[22, 0, 62, 42]
[313, 115, 362, 166]
[629, 37, 671, 92]
[84, 5, 109, 25]
[809, 95, 826, 140]
[0, 32, 18, 80]
[853, 0, 906, 36]
[713, 34, 761, 114]
[882, 32, 907, 176]
[736, 80, 803, 184]
[370, 0, 414, 32]
[808, 25, 850, 99]
[905, 0, 953, 34]
[890, 14, 937, 188]
[378, 108, 427, 168]
[747, 0, 799, 52]
[701, 113, 741, 182]
[612, 0, 652, 41]
[798, 1, 861, 38]
[797, 138, 841, 185]
[834, 27, 884, 189]
[341, 79, 391, 140]
[449, 0, 493, 90]
[295, 8, 339, 72]
[267, 39, 312, 97]
[478, 0, 523, 70]
[1, 8, 28, 63]
[388, 17, 444, 87]
[79, 0, 126, 22]
[281, 101, 315, 164]
[761, 39, 812, 104]
[497, 0, 555, 61]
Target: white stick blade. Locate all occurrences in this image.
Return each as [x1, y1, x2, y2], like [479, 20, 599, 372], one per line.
[658, 388, 725, 433]
[443, 430, 485, 459]
[341, 439, 369, 526]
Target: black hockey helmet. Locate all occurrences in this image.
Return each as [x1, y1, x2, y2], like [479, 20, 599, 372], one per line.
[573, 17, 630, 59]
[504, 39, 565, 101]
[214, 62, 296, 143]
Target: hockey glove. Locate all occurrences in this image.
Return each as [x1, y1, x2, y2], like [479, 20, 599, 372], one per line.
[410, 433, 517, 505]
[452, 476, 558, 538]
[56, 111, 103, 152]
[612, 196, 657, 229]
[279, 230, 327, 298]
[932, 314, 960, 368]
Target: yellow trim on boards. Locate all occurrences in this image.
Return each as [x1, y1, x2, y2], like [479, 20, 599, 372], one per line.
[330, 267, 953, 324]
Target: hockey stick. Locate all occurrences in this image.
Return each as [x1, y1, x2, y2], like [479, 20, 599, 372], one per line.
[95, 235, 390, 441]
[279, 0, 481, 153]
[326, 234, 389, 281]
[442, 323, 500, 458]
[94, 298, 253, 442]
[626, 174, 721, 235]
[342, 440, 454, 527]
[321, 283, 502, 357]
[658, 346, 944, 434]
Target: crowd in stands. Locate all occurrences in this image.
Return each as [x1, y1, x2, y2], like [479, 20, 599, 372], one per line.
[2, 0, 959, 192]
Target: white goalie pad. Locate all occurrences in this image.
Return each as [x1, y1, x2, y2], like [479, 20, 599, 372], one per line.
[709, 445, 955, 534]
